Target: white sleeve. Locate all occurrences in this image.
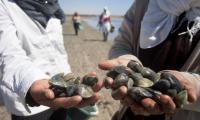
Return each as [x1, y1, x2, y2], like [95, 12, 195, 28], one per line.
[0, 2, 49, 107]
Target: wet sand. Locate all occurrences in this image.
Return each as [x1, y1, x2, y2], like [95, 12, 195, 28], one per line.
[0, 18, 120, 120]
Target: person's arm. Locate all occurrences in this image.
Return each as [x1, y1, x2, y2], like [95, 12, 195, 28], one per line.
[0, 2, 102, 113]
[0, 2, 49, 109]
[109, 2, 137, 59]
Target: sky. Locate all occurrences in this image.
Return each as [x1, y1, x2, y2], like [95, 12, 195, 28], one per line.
[59, 0, 133, 16]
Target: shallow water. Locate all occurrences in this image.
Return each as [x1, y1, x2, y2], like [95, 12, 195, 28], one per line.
[83, 16, 123, 41]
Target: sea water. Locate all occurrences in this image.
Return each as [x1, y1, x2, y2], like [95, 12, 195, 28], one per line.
[83, 16, 123, 41]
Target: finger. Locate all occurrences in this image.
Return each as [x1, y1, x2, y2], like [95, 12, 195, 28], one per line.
[104, 77, 114, 89]
[186, 87, 197, 103]
[130, 101, 150, 116]
[43, 96, 82, 109]
[120, 96, 134, 106]
[98, 59, 119, 70]
[111, 86, 127, 100]
[87, 71, 97, 76]
[77, 93, 101, 108]
[43, 89, 55, 100]
[141, 98, 161, 115]
[93, 80, 103, 92]
[160, 95, 176, 114]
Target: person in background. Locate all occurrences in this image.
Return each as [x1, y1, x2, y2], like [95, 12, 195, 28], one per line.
[0, 0, 102, 120]
[72, 12, 81, 35]
[99, 7, 112, 41]
[99, 0, 200, 120]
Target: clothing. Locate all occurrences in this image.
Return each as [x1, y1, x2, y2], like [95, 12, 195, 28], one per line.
[139, 0, 200, 49]
[72, 15, 81, 35]
[0, 0, 71, 116]
[12, 109, 68, 120]
[15, 0, 65, 28]
[100, 10, 111, 33]
[109, 0, 200, 120]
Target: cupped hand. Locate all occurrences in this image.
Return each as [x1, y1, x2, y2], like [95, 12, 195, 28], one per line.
[29, 72, 103, 109]
[98, 59, 178, 116]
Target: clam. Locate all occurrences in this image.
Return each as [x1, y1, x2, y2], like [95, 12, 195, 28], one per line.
[141, 67, 160, 82]
[160, 72, 183, 93]
[127, 60, 143, 73]
[130, 73, 154, 87]
[106, 66, 133, 79]
[112, 73, 130, 89]
[49, 73, 95, 98]
[77, 84, 94, 98]
[82, 75, 98, 87]
[128, 87, 161, 103]
[174, 90, 188, 108]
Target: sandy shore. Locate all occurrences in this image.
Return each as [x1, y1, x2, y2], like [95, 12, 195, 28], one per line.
[0, 18, 120, 120]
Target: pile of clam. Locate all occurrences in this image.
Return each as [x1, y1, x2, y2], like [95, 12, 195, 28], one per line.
[49, 73, 98, 99]
[105, 60, 188, 108]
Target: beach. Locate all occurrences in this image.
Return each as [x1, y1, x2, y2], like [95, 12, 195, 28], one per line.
[0, 18, 120, 120]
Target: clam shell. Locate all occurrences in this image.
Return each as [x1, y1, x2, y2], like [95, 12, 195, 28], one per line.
[63, 73, 76, 82]
[128, 87, 162, 103]
[174, 90, 188, 108]
[82, 75, 98, 86]
[77, 85, 94, 98]
[112, 73, 129, 89]
[107, 66, 133, 79]
[127, 60, 143, 73]
[130, 73, 154, 87]
[141, 67, 159, 82]
[161, 73, 183, 92]
[151, 79, 171, 92]
[49, 73, 68, 87]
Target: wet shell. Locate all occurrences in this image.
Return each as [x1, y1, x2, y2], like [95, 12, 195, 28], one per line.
[112, 73, 129, 89]
[82, 75, 98, 87]
[49, 73, 68, 87]
[77, 85, 94, 98]
[107, 66, 133, 79]
[130, 73, 154, 87]
[141, 67, 160, 82]
[63, 73, 76, 82]
[151, 79, 171, 92]
[128, 87, 162, 103]
[161, 73, 183, 92]
[127, 60, 143, 73]
[174, 90, 188, 108]
[49, 73, 95, 98]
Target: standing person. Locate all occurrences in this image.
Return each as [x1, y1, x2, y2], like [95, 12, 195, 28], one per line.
[99, 7, 112, 41]
[72, 12, 81, 35]
[0, 0, 102, 120]
[99, 0, 200, 120]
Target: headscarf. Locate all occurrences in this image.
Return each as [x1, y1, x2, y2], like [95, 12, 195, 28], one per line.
[139, 0, 200, 49]
[103, 6, 111, 17]
[15, 0, 65, 28]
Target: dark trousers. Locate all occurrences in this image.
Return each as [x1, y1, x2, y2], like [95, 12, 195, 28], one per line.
[12, 108, 68, 120]
[73, 23, 79, 35]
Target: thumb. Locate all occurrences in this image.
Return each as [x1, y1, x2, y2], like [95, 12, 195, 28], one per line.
[43, 89, 55, 100]
[98, 59, 120, 70]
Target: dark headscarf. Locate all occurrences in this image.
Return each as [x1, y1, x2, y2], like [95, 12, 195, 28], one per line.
[15, 0, 65, 28]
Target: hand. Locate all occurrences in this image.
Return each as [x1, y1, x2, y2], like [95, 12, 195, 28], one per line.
[28, 72, 103, 109]
[99, 59, 191, 115]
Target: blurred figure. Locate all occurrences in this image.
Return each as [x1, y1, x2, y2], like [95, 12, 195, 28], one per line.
[98, 7, 112, 41]
[72, 12, 81, 35]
